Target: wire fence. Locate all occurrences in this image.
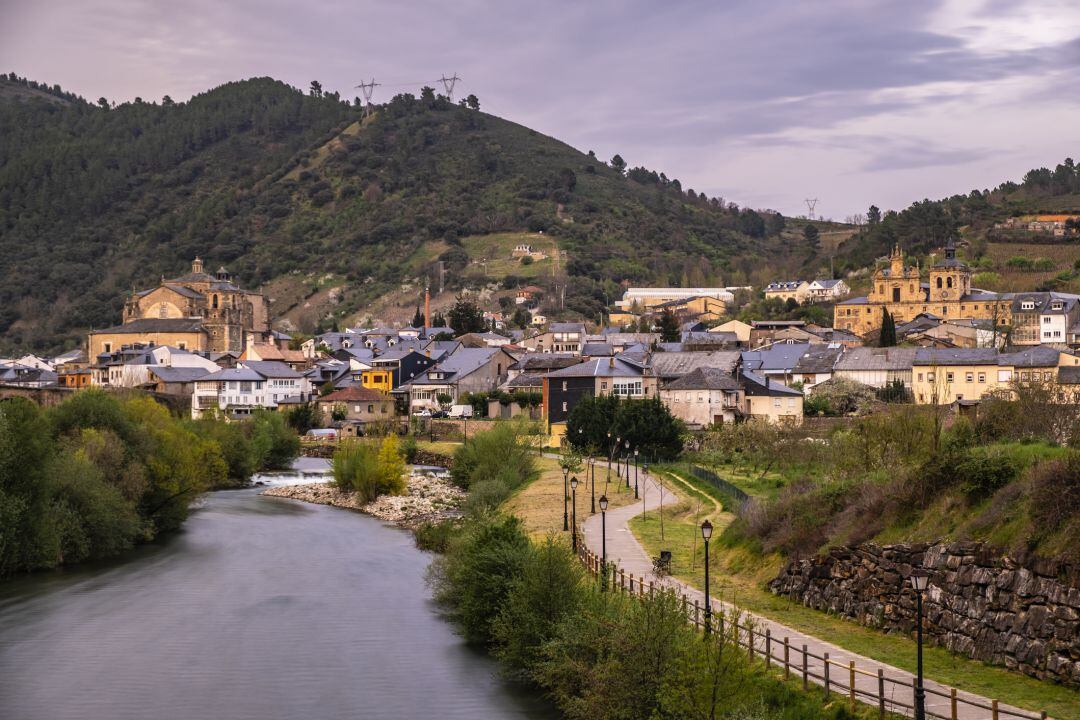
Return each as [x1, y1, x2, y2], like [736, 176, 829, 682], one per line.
[688, 465, 749, 504]
[576, 544, 1050, 720]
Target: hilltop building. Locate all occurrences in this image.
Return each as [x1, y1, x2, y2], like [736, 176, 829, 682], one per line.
[834, 243, 1009, 337]
[88, 258, 271, 357]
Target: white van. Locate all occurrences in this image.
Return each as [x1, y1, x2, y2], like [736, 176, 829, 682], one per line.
[448, 404, 474, 418]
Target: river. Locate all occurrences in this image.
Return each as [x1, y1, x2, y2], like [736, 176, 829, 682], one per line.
[0, 459, 554, 720]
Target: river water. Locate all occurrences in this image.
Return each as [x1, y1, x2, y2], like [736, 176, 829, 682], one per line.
[0, 459, 553, 720]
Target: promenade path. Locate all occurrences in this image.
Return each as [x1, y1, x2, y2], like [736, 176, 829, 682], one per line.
[578, 463, 1044, 720]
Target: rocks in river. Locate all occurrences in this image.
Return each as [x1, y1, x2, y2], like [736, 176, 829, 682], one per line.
[261, 470, 465, 527]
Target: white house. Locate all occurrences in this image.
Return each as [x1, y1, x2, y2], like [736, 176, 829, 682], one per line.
[191, 360, 313, 419]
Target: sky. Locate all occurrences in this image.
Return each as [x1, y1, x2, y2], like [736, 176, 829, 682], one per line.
[2, 0, 1079, 218]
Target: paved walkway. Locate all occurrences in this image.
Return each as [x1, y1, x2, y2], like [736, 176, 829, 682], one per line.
[578, 463, 1041, 720]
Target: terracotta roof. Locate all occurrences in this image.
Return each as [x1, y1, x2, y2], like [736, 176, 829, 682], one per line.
[318, 386, 387, 403]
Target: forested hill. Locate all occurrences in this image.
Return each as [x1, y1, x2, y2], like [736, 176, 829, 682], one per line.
[0, 75, 798, 353]
[835, 158, 1080, 274]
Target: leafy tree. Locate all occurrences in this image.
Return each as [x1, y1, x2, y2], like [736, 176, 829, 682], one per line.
[465, 94, 480, 110]
[309, 80, 322, 98]
[656, 309, 681, 342]
[610, 154, 626, 175]
[448, 294, 486, 335]
[250, 410, 300, 470]
[285, 402, 321, 434]
[803, 223, 820, 248]
[375, 434, 407, 497]
[512, 307, 531, 329]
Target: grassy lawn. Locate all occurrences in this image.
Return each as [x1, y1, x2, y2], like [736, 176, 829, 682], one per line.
[676, 460, 790, 499]
[416, 439, 463, 457]
[505, 457, 638, 537]
[627, 470, 1080, 720]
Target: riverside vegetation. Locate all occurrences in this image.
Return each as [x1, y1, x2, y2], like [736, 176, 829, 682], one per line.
[0, 388, 299, 577]
[419, 421, 870, 719]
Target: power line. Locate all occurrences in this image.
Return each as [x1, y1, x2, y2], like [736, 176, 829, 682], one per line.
[354, 78, 381, 118]
[804, 198, 819, 221]
[438, 73, 461, 102]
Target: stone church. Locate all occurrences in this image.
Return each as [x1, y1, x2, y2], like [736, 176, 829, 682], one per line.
[88, 258, 271, 358]
[835, 243, 1010, 336]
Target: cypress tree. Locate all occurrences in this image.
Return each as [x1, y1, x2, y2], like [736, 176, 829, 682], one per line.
[879, 308, 897, 347]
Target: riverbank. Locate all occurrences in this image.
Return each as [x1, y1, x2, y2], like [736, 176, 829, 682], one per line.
[262, 470, 465, 527]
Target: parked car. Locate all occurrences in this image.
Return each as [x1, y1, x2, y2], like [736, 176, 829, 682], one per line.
[411, 409, 432, 418]
[430, 409, 449, 418]
[449, 404, 474, 418]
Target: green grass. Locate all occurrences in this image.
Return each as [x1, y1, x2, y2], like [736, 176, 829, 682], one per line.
[460, 232, 557, 279]
[677, 460, 790, 499]
[628, 471, 1080, 720]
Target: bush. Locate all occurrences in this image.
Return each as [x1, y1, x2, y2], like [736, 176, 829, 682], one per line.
[413, 519, 460, 553]
[450, 420, 538, 492]
[1028, 452, 1080, 534]
[332, 436, 407, 502]
[429, 513, 531, 644]
[250, 410, 300, 470]
[956, 447, 1021, 499]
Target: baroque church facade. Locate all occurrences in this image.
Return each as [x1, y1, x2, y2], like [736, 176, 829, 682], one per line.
[834, 243, 1011, 336]
[88, 258, 271, 358]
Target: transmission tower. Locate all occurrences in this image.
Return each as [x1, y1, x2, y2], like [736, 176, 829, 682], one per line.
[438, 73, 461, 102]
[354, 78, 381, 118]
[804, 198, 819, 221]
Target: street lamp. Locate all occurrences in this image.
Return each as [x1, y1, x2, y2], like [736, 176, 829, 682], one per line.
[607, 433, 619, 487]
[639, 462, 647, 501]
[599, 494, 609, 592]
[633, 449, 640, 499]
[624, 439, 631, 488]
[561, 465, 570, 532]
[701, 519, 713, 635]
[570, 476, 579, 554]
[910, 571, 930, 720]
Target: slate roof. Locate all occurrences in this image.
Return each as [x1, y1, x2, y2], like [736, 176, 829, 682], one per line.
[1010, 292, 1080, 314]
[913, 348, 999, 366]
[408, 347, 500, 385]
[663, 367, 741, 391]
[740, 369, 803, 396]
[239, 360, 305, 378]
[651, 351, 741, 379]
[834, 347, 917, 371]
[198, 367, 265, 382]
[549, 322, 586, 334]
[741, 343, 812, 373]
[545, 357, 645, 379]
[792, 346, 843, 375]
[147, 366, 213, 383]
[513, 354, 581, 372]
[91, 318, 205, 334]
[766, 281, 803, 291]
[582, 342, 614, 356]
[998, 345, 1060, 368]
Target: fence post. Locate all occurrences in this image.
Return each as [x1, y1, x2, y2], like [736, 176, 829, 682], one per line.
[992, 700, 999, 720]
[649, 580, 655, 596]
[765, 629, 772, 669]
[619, 568, 625, 592]
[849, 661, 856, 713]
[877, 669, 885, 720]
[824, 652, 830, 696]
[950, 688, 957, 720]
[629, 573, 634, 594]
[694, 599, 700, 630]
[802, 645, 808, 691]
[748, 626, 754, 661]
[783, 638, 790, 679]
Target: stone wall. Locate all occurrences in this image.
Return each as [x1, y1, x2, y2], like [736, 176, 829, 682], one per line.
[769, 541, 1079, 686]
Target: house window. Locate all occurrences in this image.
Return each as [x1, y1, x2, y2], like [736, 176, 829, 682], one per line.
[562, 381, 567, 391]
[773, 399, 781, 408]
[917, 372, 923, 382]
[104, 343, 112, 353]
[965, 373, 973, 383]
[601, 381, 607, 391]
[978, 373, 985, 383]
[946, 372, 954, 383]
[998, 370, 1011, 382]
[368, 405, 374, 413]
[1021, 372, 1030, 381]
[927, 372, 935, 382]
[1043, 317, 1052, 324]
[561, 402, 567, 412]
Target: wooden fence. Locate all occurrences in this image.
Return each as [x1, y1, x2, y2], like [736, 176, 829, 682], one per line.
[576, 545, 1050, 720]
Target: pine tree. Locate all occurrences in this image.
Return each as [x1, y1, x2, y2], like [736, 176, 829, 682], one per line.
[879, 308, 897, 346]
[657, 309, 681, 342]
[411, 305, 424, 328]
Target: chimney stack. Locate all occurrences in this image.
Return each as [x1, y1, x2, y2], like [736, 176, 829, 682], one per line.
[424, 286, 431, 329]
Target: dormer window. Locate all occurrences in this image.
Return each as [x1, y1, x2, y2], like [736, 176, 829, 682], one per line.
[1021, 301, 1035, 310]
[1050, 302, 1063, 311]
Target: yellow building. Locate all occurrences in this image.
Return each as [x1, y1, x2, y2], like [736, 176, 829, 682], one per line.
[89, 258, 271, 358]
[911, 346, 1080, 404]
[361, 368, 394, 393]
[835, 244, 1009, 336]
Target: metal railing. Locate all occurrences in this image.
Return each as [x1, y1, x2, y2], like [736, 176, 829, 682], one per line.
[575, 544, 1050, 720]
[688, 465, 749, 504]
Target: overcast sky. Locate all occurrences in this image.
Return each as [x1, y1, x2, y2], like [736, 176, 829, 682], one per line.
[3, 0, 1079, 217]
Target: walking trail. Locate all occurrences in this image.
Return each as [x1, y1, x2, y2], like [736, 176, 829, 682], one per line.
[578, 463, 1041, 720]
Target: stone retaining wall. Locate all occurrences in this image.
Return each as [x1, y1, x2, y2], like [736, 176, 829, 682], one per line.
[769, 541, 1079, 686]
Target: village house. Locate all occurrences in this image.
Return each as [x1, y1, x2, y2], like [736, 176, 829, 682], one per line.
[911, 348, 1002, 404]
[360, 348, 439, 392]
[542, 356, 654, 441]
[707, 319, 753, 345]
[832, 347, 916, 389]
[1009, 292, 1080, 346]
[763, 281, 805, 303]
[191, 360, 313, 419]
[521, 322, 587, 354]
[740, 370, 804, 424]
[402, 346, 515, 413]
[317, 386, 396, 427]
[659, 367, 744, 427]
[790, 345, 844, 391]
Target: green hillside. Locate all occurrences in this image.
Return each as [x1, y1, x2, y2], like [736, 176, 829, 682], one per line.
[0, 75, 800, 353]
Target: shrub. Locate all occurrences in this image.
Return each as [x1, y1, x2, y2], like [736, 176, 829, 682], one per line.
[451, 420, 538, 492]
[1028, 452, 1080, 534]
[333, 436, 406, 502]
[250, 410, 300, 470]
[956, 447, 1020, 499]
[413, 519, 460, 553]
[429, 513, 531, 644]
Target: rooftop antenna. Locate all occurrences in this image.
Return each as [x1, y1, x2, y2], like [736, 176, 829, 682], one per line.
[354, 78, 381, 118]
[438, 73, 461, 102]
[804, 198, 819, 221]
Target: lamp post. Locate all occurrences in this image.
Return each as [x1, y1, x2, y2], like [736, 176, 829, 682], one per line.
[561, 465, 570, 532]
[639, 462, 647, 501]
[701, 519, 713, 635]
[570, 476, 579, 554]
[633, 449, 640, 499]
[624, 439, 631, 488]
[607, 433, 619, 488]
[910, 571, 929, 720]
[590, 455, 596, 514]
[599, 495, 609, 592]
